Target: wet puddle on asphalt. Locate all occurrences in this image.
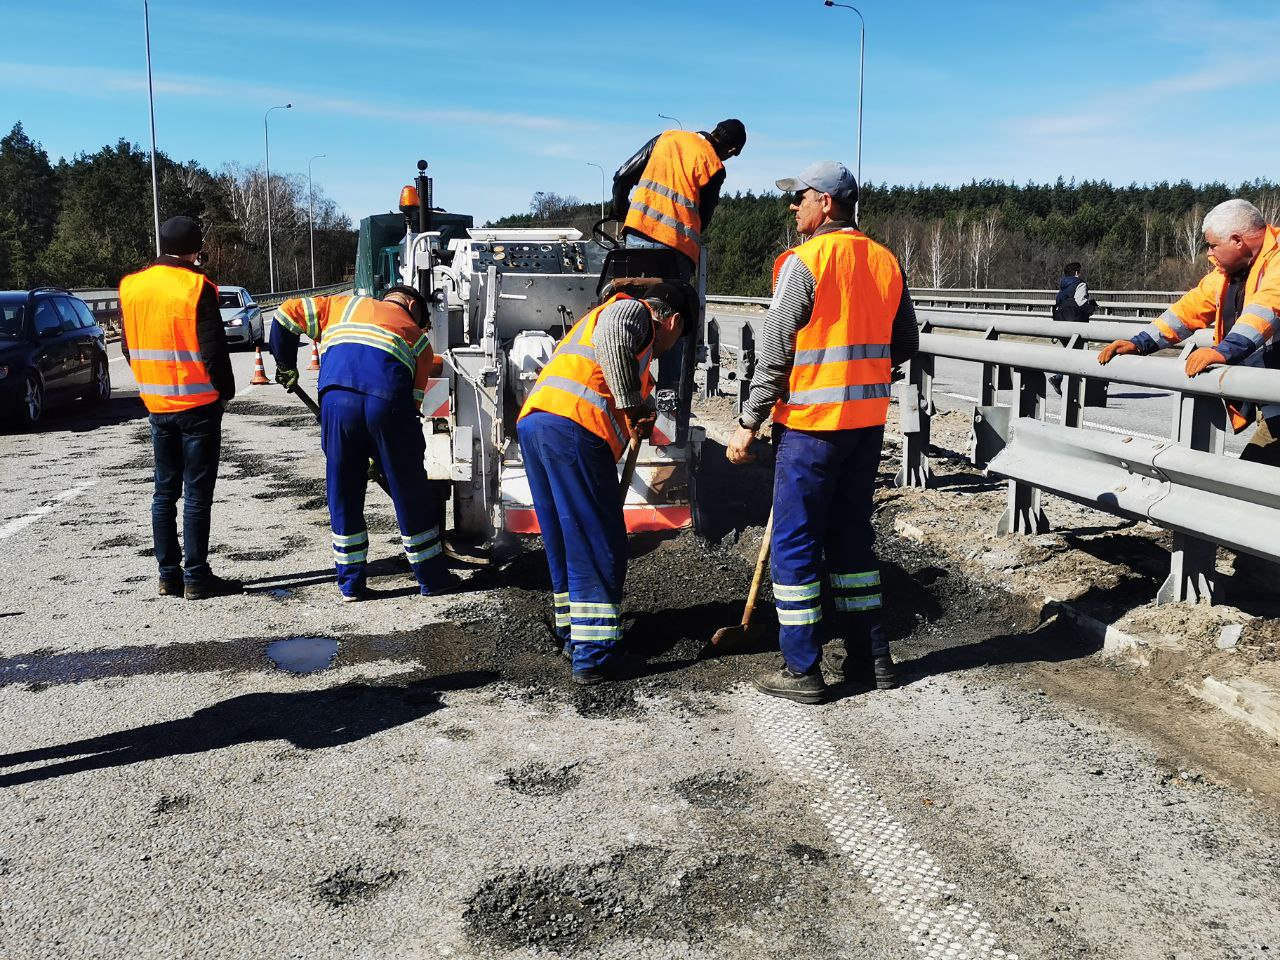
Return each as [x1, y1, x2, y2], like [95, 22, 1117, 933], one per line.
[265, 637, 339, 674]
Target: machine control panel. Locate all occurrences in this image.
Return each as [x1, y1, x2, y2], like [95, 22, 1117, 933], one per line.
[468, 240, 591, 275]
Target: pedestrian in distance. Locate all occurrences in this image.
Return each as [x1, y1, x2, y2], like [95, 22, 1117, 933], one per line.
[1097, 199, 1280, 466]
[727, 161, 920, 705]
[611, 119, 746, 280]
[270, 285, 453, 601]
[1049, 261, 1098, 394]
[516, 283, 690, 685]
[119, 216, 241, 600]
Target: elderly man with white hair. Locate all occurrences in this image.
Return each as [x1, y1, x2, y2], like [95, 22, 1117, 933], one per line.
[1098, 198, 1280, 465]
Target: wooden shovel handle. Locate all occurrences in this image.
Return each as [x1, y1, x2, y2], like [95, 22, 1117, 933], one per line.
[740, 509, 773, 627]
[619, 434, 642, 497]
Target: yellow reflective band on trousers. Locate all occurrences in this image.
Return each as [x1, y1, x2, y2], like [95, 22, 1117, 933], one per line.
[771, 230, 902, 431]
[569, 601, 621, 642]
[553, 592, 571, 629]
[623, 130, 724, 265]
[332, 529, 369, 565]
[518, 294, 656, 459]
[774, 578, 823, 626]
[120, 264, 219, 414]
[402, 527, 441, 564]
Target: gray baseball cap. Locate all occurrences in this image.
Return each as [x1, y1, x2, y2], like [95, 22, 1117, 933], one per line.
[776, 160, 859, 205]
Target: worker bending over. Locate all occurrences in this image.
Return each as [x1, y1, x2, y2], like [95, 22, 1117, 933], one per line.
[517, 284, 688, 685]
[1098, 198, 1280, 466]
[728, 162, 919, 704]
[271, 285, 449, 601]
[612, 119, 746, 279]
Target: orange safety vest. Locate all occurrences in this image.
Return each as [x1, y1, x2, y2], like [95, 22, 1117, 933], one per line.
[624, 130, 724, 265]
[771, 229, 903, 431]
[1139, 224, 1280, 430]
[518, 294, 655, 458]
[120, 263, 219, 414]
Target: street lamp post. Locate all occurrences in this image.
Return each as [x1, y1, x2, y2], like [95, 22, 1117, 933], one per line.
[263, 102, 291, 293]
[143, 0, 161, 256]
[585, 161, 606, 223]
[824, 0, 865, 222]
[657, 113, 683, 130]
[307, 154, 326, 288]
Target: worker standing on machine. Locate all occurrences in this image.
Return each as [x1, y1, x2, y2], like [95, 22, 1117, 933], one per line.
[517, 284, 688, 685]
[270, 285, 451, 601]
[611, 119, 746, 280]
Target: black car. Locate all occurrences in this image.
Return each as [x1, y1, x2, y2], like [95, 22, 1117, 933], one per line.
[0, 287, 111, 427]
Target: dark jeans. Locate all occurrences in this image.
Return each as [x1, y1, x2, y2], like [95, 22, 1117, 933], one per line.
[150, 404, 223, 582]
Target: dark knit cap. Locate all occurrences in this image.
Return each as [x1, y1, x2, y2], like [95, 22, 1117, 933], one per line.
[159, 216, 203, 256]
[710, 119, 747, 156]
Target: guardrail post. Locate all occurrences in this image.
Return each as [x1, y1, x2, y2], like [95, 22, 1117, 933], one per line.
[1059, 334, 1086, 429]
[894, 355, 933, 489]
[1157, 387, 1226, 604]
[980, 326, 999, 406]
[997, 367, 1050, 534]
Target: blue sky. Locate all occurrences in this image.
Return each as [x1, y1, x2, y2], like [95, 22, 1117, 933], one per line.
[3, 0, 1279, 226]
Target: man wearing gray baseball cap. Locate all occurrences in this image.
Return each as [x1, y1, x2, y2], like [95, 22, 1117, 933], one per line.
[726, 160, 919, 704]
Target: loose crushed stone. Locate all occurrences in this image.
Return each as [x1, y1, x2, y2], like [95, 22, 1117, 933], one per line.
[314, 864, 403, 909]
[501, 761, 581, 797]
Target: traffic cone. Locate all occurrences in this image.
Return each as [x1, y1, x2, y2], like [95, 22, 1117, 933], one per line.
[250, 346, 270, 385]
[306, 340, 320, 372]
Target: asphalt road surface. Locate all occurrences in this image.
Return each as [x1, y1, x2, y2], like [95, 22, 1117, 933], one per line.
[0, 334, 1278, 959]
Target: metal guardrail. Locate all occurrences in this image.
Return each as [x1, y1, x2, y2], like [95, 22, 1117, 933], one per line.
[988, 418, 1280, 603]
[898, 331, 1280, 605]
[910, 288, 1182, 319]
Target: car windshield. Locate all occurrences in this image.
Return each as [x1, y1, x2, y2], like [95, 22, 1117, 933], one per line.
[218, 292, 242, 309]
[0, 300, 23, 338]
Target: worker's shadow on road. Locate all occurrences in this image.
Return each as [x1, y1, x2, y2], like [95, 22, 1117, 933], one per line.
[0, 670, 495, 789]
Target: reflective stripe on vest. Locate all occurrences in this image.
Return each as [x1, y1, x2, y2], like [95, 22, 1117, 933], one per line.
[120, 263, 218, 414]
[771, 229, 902, 432]
[517, 294, 655, 459]
[623, 130, 724, 265]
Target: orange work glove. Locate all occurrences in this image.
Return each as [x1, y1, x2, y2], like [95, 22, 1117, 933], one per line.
[1097, 339, 1139, 364]
[1184, 347, 1226, 377]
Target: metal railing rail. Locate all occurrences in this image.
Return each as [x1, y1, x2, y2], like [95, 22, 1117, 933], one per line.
[898, 331, 1280, 604]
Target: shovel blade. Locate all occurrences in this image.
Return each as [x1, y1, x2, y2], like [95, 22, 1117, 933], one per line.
[709, 621, 766, 653]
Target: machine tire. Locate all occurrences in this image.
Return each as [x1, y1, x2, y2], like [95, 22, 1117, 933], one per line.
[16, 372, 44, 428]
[83, 355, 111, 404]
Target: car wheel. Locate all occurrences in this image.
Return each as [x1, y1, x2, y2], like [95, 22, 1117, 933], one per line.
[83, 355, 111, 403]
[17, 373, 44, 427]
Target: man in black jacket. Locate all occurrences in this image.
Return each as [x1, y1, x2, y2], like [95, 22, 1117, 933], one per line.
[1049, 262, 1097, 393]
[120, 216, 239, 599]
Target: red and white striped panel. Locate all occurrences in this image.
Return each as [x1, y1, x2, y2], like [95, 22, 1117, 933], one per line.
[422, 378, 450, 419]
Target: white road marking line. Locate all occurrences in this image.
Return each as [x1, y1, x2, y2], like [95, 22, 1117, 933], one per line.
[0, 482, 98, 542]
[746, 688, 1023, 960]
[937, 391, 1170, 443]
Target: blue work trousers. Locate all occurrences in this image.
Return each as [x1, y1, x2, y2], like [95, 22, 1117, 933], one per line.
[517, 412, 627, 670]
[319, 387, 443, 597]
[771, 424, 888, 674]
[150, 404, 223, 583]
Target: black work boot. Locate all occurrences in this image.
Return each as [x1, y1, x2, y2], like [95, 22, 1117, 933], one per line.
[572, 652, 644, 686]
[158, 578, 183, 597]
[872, 654, 898, 690]
[755, 666, 828, 704]
[184, 573, 244, 600]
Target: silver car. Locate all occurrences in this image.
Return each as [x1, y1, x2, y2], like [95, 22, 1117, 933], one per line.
[218, 286, 264, 348]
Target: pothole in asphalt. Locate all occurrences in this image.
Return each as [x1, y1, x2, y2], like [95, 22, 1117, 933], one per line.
[464, 844, 828, 955]
[671, 770, 758, 811]
[501, 761, 581, 797]
[314, 864, 402, 909]
[266, 636, 339, 674]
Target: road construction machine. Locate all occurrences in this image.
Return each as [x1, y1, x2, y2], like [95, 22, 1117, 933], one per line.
[383, 161, 706, 552]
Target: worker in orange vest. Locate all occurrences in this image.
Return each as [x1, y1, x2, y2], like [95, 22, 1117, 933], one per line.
[1098, 198, 1280, 466]
[271, 285, 449, 601]
[120, 216, 240, 600]
[611, 119, 746, 280]
[516, 283, 689, 684]
[727, 162, 920, 704]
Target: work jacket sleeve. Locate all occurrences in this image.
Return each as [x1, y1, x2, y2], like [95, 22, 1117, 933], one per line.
[272, 296, 335, 370]
[890, 288, 920, 368]
[594, 299, 653, 409]
[611, 135, 658, 221]
[698, 168, 726, 230]
[195, 279, 235, 402]
[740, 252, 815, 430]
[1132, 272, 1218, 354]
[412, 335, 433, 413]
[1217, 269, 1280, 364]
